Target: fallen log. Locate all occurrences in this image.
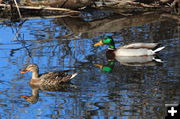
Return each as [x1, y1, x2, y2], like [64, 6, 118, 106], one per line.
[0, 3, 80, 17]
[93, 0, 179, 14]
[18, 0, 92, 9]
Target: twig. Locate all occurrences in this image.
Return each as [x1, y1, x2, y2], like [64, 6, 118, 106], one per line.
[13, 0, 22, 18]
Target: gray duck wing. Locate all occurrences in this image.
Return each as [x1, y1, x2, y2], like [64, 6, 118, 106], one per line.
[120, 43, 159, 49]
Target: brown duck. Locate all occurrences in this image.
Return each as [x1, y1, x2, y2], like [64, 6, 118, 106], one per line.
[21, 64, 78, 87]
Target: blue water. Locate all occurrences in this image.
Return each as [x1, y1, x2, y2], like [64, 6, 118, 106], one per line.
[0, 13, 179, 119]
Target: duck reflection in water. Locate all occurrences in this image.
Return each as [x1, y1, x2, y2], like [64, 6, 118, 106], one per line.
[21, 85, 39, 104]
[20, 64, 78, 104]
[94, 60, 115, 73]
[95, 55, 163, 73]
[21, 83, 77, 104]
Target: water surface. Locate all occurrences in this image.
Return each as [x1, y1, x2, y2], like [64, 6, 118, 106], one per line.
[0, 12, 179, 119]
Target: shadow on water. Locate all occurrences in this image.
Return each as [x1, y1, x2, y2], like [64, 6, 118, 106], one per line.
[0, 11, 179, 118]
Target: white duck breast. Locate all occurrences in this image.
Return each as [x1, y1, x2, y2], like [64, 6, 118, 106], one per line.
[115, 56, 155, 63]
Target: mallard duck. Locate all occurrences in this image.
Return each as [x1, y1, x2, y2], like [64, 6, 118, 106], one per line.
[20, 64, 78, 86]
[94, 37, 165, 57]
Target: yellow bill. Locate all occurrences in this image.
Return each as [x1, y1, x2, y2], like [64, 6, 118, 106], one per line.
[94, 40, 104, 46]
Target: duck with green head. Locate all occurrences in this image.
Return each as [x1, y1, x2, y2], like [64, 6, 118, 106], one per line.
[94, 36, 165, 57]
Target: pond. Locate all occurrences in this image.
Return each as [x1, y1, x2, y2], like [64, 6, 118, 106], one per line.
[0, 11, 179, 119]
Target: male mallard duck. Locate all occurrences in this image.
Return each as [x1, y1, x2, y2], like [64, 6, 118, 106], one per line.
[21, 64, 78, 86]
[94, 37, 165, 57]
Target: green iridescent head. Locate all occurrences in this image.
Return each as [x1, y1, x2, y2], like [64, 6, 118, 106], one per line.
[94, 36, 115, 49]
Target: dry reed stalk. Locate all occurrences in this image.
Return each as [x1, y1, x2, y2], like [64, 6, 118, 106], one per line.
[13, 0, 22, 18]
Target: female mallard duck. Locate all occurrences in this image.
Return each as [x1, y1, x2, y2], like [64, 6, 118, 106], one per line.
[94, 37, 165, 57]
[20, 64, 78, 86]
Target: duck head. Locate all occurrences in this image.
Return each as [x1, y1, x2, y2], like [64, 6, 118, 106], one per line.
[94, 36, 115, 49]
[21, 64, 39, 74]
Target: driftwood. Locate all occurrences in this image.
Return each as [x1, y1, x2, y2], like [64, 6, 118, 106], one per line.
[12, 0, 92, 9]
[0, 3, 80, 17]
[0, 0, 179, 21]
[94, 0, 179, 13]
[1, 0, 179, 9]
[0, 0, 179, 18]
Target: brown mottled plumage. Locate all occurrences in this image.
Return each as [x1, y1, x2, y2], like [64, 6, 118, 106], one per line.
[21, 64, 78, 87]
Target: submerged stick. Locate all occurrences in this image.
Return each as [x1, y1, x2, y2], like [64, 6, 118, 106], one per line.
[13, 0, 22, 19]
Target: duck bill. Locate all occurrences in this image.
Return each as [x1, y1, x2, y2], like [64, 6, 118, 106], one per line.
[94, 40, 104, 46]
[94, 64, 103, 69]
[20, 69, 28, 73]
[21, 96, 29, 99]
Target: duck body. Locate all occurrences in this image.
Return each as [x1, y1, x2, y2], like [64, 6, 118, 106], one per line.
[94, 38, 164, 70]
[21, 64, 78, 86]
[94, 37, 165, 57]
[114, 46, 155, 56]
[115, 43, 164, 56]
[38, 71, 76, 85]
